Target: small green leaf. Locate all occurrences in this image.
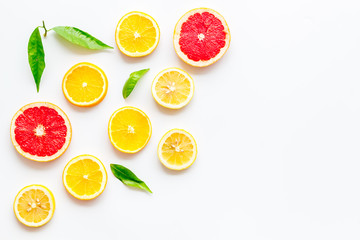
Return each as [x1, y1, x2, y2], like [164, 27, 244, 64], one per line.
[122, 68, 150, 99]
[52, 26, 113, 50]
[28, 27, 45, 92]
[110, 164, 152, 193]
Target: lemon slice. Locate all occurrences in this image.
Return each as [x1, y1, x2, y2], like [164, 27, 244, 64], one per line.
[115, 11, 160, 57]
[158, 129, 197, 170]
[14, 184, 55, 227]
[63, 155, 107, 200]
[62, 62, 108, 107]
[108, 106, 152, 153]
[152, 68, 194, 109]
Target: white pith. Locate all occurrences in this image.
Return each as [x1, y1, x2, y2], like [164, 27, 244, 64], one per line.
[158, 129, 197, 170]
[134, 31, 141, 39]
[198, 33, 205, 41]
[173, 8, 231, 67]
[151, 68, 194, 109]
[128, 125, 135, 134]
[10, 102, 72, 162]
[34, 124, 45, 137]
[63, 155, 107, 200]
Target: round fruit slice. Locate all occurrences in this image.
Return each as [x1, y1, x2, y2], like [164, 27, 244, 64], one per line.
[63, 155, 107, 200]
[10, 102, 72, 162]
[115, 11, 160, 57]
[108, 106, 152, 153]
[158, 129, 197, 170]
[62, 62, 108, 107]
[152, 68, 194, 109]
[14, 184, 55, 227]
[173, 8, 231, 67]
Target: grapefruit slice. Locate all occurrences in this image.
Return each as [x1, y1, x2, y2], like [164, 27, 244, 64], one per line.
[10, 102, 72, 162]
[173, 8, 231, 67]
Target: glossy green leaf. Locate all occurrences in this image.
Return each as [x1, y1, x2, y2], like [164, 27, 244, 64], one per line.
[28, 27, 45, 92]
[110, 164, 152, 193]
[122, 68, 150, 99]
[52, 26, 113, 50]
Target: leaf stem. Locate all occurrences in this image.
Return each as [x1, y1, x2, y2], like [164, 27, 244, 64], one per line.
[41, 20, 49, 37]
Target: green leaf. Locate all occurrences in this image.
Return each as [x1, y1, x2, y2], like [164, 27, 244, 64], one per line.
[110, 164, 152, 193]
[122, 68, 150, 99]
[52, 26, 113, 50]
[28, 27, 45, 92]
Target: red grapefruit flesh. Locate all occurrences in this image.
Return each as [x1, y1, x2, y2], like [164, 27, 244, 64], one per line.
[174, 8, 231, 67]
[10, 102, 72, 162]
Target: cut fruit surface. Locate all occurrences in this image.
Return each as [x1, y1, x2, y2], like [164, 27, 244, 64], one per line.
[62, 62, 108, 107]
[115, 11, 160, 57]
[10, 102, 72, 162]
[173, 8, 231, 67]
[158, 129, 197, 170]
[152, 68, 194, 109]
[108, 106, 152, 153]
[14, 184, 55, 227]
[63, 155, 107, 200]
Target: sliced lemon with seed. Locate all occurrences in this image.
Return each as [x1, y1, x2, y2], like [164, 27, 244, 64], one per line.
[115, 11, 160, 57]
[108, 106, 152, 153]
[152, 68, 194, 109]
[158, 129, 197, 170]
[14, 184, 55, 227]
[62, 62, 108, 107]
[63, 154, 107, 200]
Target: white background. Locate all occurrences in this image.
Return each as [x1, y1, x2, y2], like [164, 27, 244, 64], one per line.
[1, 0, 360, 239]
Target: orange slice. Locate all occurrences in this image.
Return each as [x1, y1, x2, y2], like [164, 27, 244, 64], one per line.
[115, 11, 160, 57]
[63, 155, 107, 200]
[14, 184, 55, 227]
[108, 106, 152, 153]
[62, 62, 108, 107]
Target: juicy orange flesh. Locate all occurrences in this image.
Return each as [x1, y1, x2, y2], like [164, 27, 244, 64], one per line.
[155, 71, 191, 105]
[161, 133, 194, 166]
[65, 158, 103, 196]
[110, 109, 151, 151]
[17, 189, 51, 224]
[65, 66, 105, 103]
[117, 14, 157, 53]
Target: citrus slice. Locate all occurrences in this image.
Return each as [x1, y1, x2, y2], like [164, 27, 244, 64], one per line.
[10, 102, 72, 162]
[108, 106, 152, 153]
[14, 184, 55, 227]
[63, 155, 107, 200]
[152, 68, 194, 109]
[173, 8, 231, 67]
[115, 11, 160, 57]
[62, 62, 108, 107]
[158, 129, 197, 170]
